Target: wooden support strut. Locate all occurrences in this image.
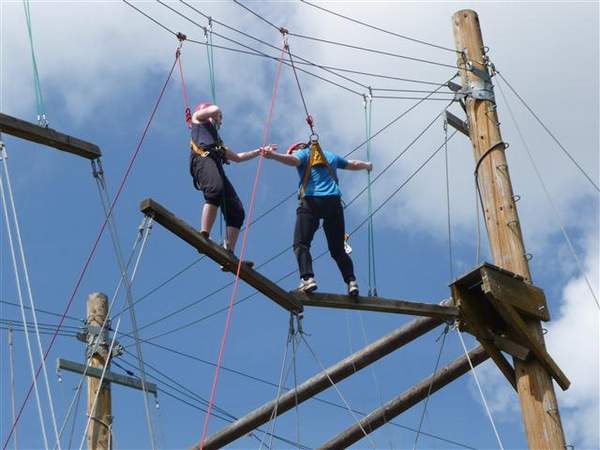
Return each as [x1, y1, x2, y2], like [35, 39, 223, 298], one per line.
[320, 345, 489, 449]
[200, 313, 448, 450]
[0, 112, 102, 160]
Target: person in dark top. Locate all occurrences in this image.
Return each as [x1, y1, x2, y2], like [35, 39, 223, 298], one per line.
[261, 140, 373, 296]
[190, 103, 276, 264]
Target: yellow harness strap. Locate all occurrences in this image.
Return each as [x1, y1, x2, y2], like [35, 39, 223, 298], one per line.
[299, 142, 338, 198]
[190, 140, 229, 162]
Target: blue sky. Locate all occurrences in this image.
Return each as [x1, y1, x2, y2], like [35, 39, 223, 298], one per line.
[1, 1, 598, 449]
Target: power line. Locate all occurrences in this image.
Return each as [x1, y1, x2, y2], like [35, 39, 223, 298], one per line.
[299, 0, 458, 54]
[119, 353, 313, 450]
[155, 0, 363, 96]
[235, 0, 457, 64]
[497, 71, 599, 192]
[0, 299, 82, 323]
[232, 0, 281, 32]
[177, 0, 370, 91]
[287, 32, 457, 70]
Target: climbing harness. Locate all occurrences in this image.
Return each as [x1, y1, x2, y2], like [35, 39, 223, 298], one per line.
[297, 139, 339, 199]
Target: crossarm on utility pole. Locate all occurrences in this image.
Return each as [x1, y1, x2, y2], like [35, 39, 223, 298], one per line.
[319, 345, 489, 449]
[139, 198, 303, 313]
[0, 112, 102, 160]
[201, 313, 447, 450]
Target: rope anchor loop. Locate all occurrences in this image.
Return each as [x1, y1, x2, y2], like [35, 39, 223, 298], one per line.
[176, 31, 187, 53]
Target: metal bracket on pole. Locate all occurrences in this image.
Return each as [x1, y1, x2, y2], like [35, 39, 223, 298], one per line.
[466, 62, 495, 102]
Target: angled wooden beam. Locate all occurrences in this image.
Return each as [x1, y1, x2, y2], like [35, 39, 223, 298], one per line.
[486, 294, 570, 390]
[452, 285, 517, 390]
[445, 110, 470, 137]
[201, 313, 447, 450]
[318, 345, 489, 449]
[139, 198, 302, 313]
[291, 292, 459, 320]
[0, 113, 102, 160]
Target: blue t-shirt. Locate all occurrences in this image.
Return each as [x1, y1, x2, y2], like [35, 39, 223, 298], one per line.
[295, 149, 348, 197]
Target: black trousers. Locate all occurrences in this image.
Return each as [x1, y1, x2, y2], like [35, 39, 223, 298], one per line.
[293, 196, 355, 283]
[190, 152, 245, 229]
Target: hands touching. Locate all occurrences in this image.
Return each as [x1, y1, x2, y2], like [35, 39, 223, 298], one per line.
[260, 144, 278, 158]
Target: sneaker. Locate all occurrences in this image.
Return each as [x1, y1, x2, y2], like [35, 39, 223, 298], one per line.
[298, 277, 317, 294]
[347, 280, 359, 297]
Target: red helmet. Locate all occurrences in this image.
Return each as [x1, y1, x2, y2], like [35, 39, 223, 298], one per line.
[286, 142, 308, 154]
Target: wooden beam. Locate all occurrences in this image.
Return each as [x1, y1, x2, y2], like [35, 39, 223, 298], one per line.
[139, 198, 302, 313]
[319, 345, 489, 449]
[0, 113, 101, 160]
[492, 333, 530, 361]
[291, 292, 459, 320]
[486, 294, 570, 390]
[445, 110, 470, 137]
[200, 314, 446, 450]
[58, 358, 158, 395]
[452, 285, 517, 390]
[481, 265, 550, 321]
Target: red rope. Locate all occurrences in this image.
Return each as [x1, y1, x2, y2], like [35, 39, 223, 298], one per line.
[1, 52, 179, 450]
[177, 49, 192, 128]
[197, 45, 286, 450]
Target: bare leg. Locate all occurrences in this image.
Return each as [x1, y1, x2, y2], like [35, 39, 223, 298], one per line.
[201, 204, 219, 235]
[225, 226, 240, 253]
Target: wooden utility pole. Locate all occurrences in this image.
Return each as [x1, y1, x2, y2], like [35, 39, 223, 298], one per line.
[86, 292, 113, 450]
[452, 10, 566, 449]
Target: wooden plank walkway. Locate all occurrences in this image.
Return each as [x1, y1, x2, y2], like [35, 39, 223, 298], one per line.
[292, 292, 458, 320]
[140, 198, 303, 313]
[141, 198, 455, 320]
[0, 112, 101, 160]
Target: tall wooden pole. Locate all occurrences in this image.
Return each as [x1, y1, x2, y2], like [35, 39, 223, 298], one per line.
[452, 10, 566, 449]
[86, 292, 112, 450]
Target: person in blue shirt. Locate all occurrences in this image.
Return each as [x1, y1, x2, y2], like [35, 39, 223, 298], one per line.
[262, 141, 373, 296]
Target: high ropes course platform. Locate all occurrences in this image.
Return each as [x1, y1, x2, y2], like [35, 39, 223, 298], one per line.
[3, 2, 598, 450]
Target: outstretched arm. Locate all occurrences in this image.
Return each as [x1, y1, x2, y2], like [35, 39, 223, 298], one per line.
[261, 148, 301, 167]
[225, 144, 278, 163]
[344, 160, 373, 171]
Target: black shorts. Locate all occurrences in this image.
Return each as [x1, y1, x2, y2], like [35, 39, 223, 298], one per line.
[190, 152, 245, 229]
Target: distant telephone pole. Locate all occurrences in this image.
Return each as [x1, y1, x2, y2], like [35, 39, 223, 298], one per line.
[86, 293, 112, 450]
[452, 9, 567, 449]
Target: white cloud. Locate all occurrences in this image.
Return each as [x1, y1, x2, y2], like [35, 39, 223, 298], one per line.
[546, 230, 599, 449]
[2, 2, 597, 250]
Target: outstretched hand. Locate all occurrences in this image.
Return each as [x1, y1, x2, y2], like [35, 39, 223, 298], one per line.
[260, 144, 278, 158]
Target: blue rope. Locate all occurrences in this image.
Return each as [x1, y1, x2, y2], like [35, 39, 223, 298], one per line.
[205, 21, 226, 243]
[22, 0, 47, 126]
[364, 94, 378, 296]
